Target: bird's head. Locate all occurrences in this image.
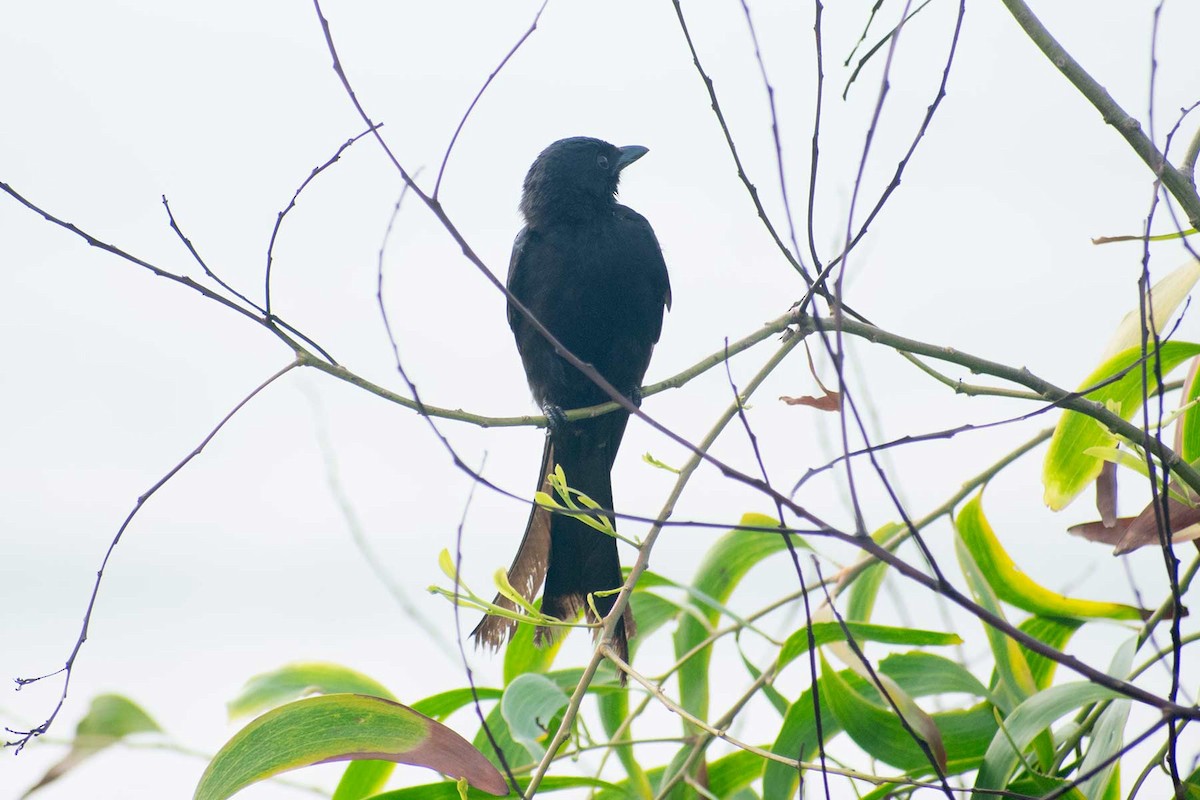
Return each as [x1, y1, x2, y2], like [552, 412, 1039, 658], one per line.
[519, 136, 648, 226]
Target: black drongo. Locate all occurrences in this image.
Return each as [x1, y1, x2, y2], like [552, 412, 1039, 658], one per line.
[472, 137, 671, 666]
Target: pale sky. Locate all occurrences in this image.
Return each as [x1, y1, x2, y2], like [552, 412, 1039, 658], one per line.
[4, 1, 1200, 798]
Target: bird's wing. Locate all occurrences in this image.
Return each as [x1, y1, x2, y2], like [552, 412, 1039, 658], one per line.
[506, 226, 537, 335]
[616, 206, 672, 341]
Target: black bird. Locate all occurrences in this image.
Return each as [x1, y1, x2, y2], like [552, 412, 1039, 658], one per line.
[472, 137, 671, 665]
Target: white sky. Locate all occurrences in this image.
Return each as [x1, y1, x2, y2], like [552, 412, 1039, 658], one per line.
[4, 1, 1200, 798]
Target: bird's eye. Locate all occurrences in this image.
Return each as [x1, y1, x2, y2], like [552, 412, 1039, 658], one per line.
[596, 154, 610, 170]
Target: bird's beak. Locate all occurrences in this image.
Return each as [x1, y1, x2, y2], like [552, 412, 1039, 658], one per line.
[615, 145, 649, 172]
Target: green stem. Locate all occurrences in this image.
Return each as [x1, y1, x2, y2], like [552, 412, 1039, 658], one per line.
[819, 314, 1200, 498]
[998, 0, 1200, 228]
[299, 309, 792, 428]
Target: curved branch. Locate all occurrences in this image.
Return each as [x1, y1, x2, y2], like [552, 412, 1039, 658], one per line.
[999, 0, 1200, 228]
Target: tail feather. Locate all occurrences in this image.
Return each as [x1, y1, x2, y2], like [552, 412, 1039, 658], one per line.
[471, 439, 554, 649]
[472, 421, 637, 670]
[539, 420, 634, 667]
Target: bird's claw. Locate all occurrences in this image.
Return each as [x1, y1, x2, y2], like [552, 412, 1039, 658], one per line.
[543, 403, 569, 431]
[627, 386, 644, 408]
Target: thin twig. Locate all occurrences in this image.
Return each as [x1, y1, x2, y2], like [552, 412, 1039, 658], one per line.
[670, 0, 813, 284]
[433, 1, 548, 199]
[5, 360, 300, 750]
[162, 195, 265, 314]
[264, 125, 379, 317]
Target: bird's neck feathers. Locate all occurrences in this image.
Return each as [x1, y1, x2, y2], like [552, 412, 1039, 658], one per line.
[520, 176, 618, 227]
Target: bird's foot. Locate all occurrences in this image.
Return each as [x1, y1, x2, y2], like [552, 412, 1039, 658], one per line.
[542, 403, 569, 431]
[627, 386, 644, 408]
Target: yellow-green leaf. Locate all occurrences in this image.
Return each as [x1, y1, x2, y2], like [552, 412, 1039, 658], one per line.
[954, 531, 1037, 710]
[1100, 259, 1200, 359]
[1043, 341, 1200, 510]
[777, 621, 960, 672]
[1179, 357, 1200, 464]
[957, 493, 1147, 621]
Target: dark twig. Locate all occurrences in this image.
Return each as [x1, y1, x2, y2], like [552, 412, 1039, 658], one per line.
[738, 0, 803, 264]
[812, 313, 1200, 498]
[1, 181, 278, 338]
[1138, 6, 1184, 788]
[448, 454, 524, 798]
[805, 0, 827, 279]
[162, 195, 265, 314]
[1155, 101, 1200, 266]
[841, 0, 936, 100]
[5, 360, 300, 750]
[671, 0, 812, 285]
[264, 125, 380, 318]
[844, 1, 886, 68]
[164, 195, 339, 365]
[814, 0, 966, 294]
[829, 0, 919, 541]
[433, 1, 548, 200]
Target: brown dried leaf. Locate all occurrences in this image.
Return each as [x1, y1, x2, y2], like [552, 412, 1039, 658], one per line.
[780, 392, 841, 411]
[1096, 460, 1118, 528]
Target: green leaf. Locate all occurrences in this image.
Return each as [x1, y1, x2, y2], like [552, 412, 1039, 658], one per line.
[227, 662, 395, 719]
[974, 682, 1120, 794]
[954, 533, 1037, 711]
[642, 451, 682, 473]
[876, 652, 989, 700]
[596, 590, 678, 793]
[592, 750, 759, 800]
[627, 589, 682, 651]
[674, 513, 800, 724]
[410, 688, 504, 721]
[194, 694, 507, 800]
[75, 693, 161, 740]
[596, 686, 652, 798]
[777, 621, 961, 672]
[1043, 341, 1200, 510]
[956, 493, 1148, 620]
[471, 703, 532, 773]
[332, 761, 395, 800]
[1182, 763, 1200, 799]
[817, 654, 945, 771]
[1016, 616, 1083, 690]
[22, 694, 161, 797]
[1179, 358, 1200, 464]
[1076, 638, 1135, 800]
[475, 668, 623, 773]
[662, 514, 797, 796]
[503, 599, 562, 685]
[500, 674, 569, 760]
[763, 683, 842, 800]
[369, 775, 617, 799]
[764, 655, 994, 799]
[707, 750, 763, 798]
[846, 523, 903, 623]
